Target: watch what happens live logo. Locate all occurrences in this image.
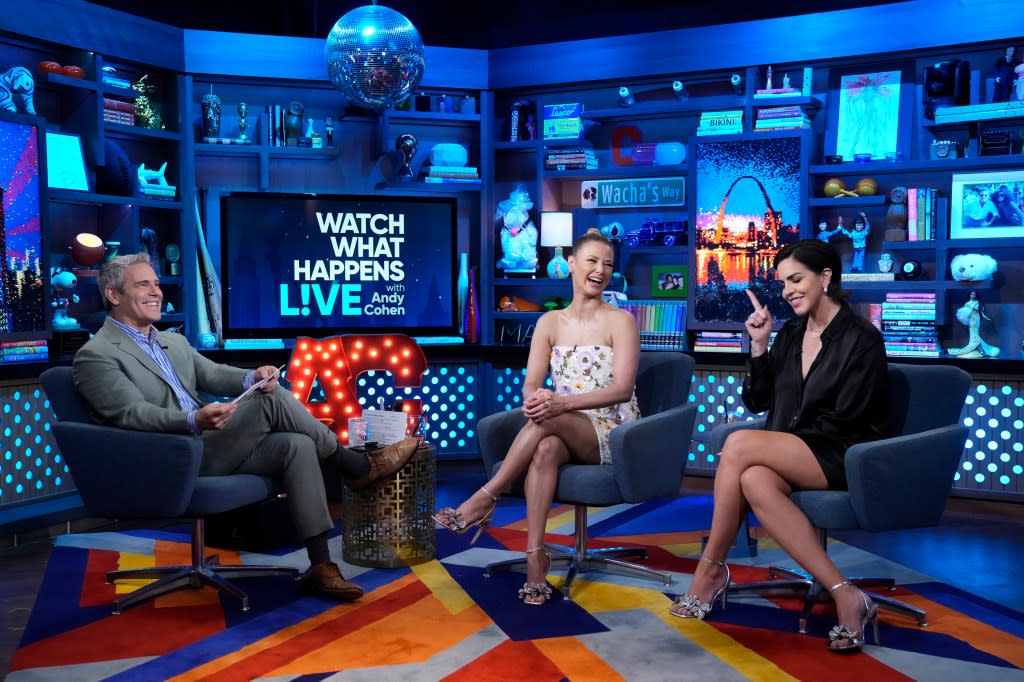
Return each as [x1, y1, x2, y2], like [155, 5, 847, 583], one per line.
[280, 211, 407, 318]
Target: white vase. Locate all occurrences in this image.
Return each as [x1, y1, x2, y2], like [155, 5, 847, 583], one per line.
[457, 252, 469, 334]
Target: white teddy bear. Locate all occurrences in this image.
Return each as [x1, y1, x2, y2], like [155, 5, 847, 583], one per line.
[950, 253, 997, 282]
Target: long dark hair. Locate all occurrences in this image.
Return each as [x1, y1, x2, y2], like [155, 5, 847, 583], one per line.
[773, 239, 848, 302]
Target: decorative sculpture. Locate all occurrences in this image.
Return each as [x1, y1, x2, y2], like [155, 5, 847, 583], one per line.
[0, 66, 35, 114]
[237, 102, 249, 140]
[948, 291, 1000, 358]
[201, 88, 221, 138]
[495, 185, 539, 274]
[132, 74, 163, 129]
[50, 267, 80, 330]
[395, 133, 417, 180]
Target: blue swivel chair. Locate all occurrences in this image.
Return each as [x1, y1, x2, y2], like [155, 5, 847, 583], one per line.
[478, 351, 698, 600]
[713, 363, 970, 632]
[40, 366, 300, 614]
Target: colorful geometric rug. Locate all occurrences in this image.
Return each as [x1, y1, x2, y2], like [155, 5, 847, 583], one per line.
[10, 496, 1024, 681]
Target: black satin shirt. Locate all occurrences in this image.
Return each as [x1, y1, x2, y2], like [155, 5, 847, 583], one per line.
[743, 302, 889, 489]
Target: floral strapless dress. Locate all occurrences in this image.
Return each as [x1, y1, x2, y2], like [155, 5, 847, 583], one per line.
[550, 345, 640, 464]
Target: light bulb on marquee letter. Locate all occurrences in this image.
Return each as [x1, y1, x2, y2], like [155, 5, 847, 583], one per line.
[287, 334, 428, 444]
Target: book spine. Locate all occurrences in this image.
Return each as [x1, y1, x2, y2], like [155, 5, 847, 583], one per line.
[916, 187, 926, 240]
[756, 107, 803, 118]
[754, 118, 809, 127]
[427, 166, 479, 173]
[907, 188, 918, 241]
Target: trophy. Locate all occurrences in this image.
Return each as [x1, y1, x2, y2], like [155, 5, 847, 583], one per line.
[237, 102, 248, 141]
[395, 133, 417, 181]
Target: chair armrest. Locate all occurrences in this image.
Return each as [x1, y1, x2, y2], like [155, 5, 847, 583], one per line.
[609, 403, 699, 502]
[709, 417, 767, 452]
[477, 408, 527, 475]
[52, 422, 203, 519]
[845, 423, 968, 531]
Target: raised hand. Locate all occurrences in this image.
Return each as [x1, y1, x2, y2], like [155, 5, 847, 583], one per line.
[744, 289, 773, 355]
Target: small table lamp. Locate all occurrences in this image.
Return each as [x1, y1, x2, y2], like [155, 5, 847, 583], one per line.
[71, 232, 106, 275]
[541, 212, 573, 279]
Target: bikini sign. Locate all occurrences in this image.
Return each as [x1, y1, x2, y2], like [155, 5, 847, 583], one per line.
[581, 177, 685, 209]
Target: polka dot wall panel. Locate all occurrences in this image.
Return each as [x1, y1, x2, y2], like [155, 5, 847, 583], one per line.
[2, 367, 1021, 509]
[1, 384, 69, 506]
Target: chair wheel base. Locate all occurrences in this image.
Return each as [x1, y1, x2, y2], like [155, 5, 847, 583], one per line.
[484, 542, 670, 601]
[727, 563, 929, 632]
[107, 562, 298, 614]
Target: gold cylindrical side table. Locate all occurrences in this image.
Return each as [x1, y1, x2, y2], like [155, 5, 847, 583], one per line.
[342, 443, 436, 568]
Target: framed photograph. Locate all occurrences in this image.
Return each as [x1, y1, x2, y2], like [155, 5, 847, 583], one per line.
[949, 171, 1024, 239]
[45, 131, 90, 191]
[651, 264, 688, 298]
[690, 131, 808, 329]
[824, 64, 912, 162]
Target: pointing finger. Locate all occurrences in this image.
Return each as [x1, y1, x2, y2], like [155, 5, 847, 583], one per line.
[745, 289, 764, 311]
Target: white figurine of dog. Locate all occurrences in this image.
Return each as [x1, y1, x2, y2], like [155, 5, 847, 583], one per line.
[137, 162, 170, 187]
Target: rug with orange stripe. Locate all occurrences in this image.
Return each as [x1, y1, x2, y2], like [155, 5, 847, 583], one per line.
[9, 496, 1024, 681]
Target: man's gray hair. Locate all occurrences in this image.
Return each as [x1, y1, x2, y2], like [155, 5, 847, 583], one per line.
[97, 252, 153, 311]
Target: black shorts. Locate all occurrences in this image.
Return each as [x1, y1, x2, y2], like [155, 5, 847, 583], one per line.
[797, 433, 848, 491]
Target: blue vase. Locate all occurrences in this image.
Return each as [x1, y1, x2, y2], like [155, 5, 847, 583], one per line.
[546, 247, 570, 279]
[457, 252, 469, 334]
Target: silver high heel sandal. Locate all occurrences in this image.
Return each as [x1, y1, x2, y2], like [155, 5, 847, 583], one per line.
[670, 555, 730, 619]
[827, 580, 880, 652]
[518, 546, 553, 605]
[433, 485, 498, 545]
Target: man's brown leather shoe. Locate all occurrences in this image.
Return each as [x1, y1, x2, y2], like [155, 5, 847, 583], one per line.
[299, 561, 364, 601]
[348, 436, 419, 490]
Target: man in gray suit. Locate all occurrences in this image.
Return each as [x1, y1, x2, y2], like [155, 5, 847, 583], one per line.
[73, 253, 418, 602]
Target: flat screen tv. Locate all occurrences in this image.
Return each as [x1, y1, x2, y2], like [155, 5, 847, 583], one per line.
[220, 192, 458, 340]
[0, 112, 48, 346]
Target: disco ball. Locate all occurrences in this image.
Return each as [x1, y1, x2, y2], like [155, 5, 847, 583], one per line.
[325, 4, 425, 110]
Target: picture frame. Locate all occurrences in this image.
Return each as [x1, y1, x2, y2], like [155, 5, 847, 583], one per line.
[45, 131, 90, 191]
[651, 264, 688, 298]
[689, 131, 808, 329]
[949, 171, 1024, 240]
[824, 63, 913, 163]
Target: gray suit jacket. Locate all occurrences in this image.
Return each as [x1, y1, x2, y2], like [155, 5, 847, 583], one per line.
[73, 318, 247, 433]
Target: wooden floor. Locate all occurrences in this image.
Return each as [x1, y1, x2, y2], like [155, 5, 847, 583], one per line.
[3, 466, 1024, 676]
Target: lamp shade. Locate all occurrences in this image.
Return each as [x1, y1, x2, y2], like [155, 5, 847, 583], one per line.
[71, 232, 106, 267]
[541, 212, 573, 247]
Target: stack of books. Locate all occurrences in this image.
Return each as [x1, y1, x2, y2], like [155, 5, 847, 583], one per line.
[906, 187, 940, 241]
[693, 330, 744, 353]
[544, 145, 597, 171]
[1, 339, 49, 364]
[423, 165, 480, 184]
[139, 183, 177, 201]
[103, 97, 136, 125]
[879, 292, 940, 357]
[617, 299, 687, 351]
[754, 105, 809, 132]
[697, 110, 743, 136]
